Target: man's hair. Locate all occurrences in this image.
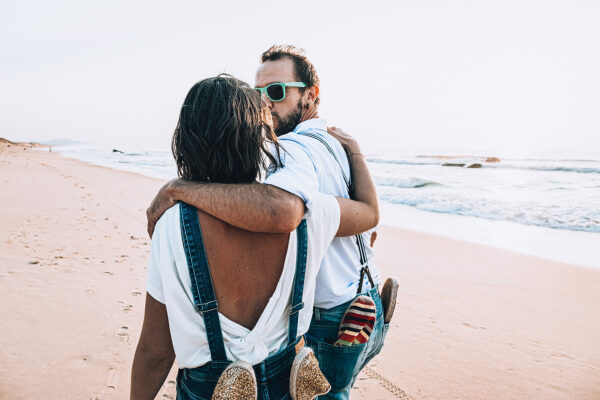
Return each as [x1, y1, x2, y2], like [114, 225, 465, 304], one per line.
[261, 45, 320, 105]
[172, 74, 281, 183]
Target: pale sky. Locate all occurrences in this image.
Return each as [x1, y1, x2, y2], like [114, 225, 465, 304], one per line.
[1, 0, 599, 157]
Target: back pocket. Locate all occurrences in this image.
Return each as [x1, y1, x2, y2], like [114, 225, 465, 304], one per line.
[316, 342, 367, 392]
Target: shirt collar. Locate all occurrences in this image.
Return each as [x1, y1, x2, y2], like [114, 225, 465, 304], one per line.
[293, 118, 327, 134]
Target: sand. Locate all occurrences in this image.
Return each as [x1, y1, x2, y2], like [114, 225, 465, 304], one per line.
[1, 142, 599, 400]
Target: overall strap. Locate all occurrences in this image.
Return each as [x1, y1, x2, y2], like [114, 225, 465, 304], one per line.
[179, 202, 227, 361]
[298, 131, 375, 294]
[288, 219, 308, 345]
[298, 130, 352, 192]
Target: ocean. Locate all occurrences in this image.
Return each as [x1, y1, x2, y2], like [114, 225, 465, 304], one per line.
[48, 144, 600, 268]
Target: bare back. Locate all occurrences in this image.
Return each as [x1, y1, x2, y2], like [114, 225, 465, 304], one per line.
[197, 210, 290, 330]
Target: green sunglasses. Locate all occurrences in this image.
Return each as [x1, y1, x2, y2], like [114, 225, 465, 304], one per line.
[254, 82, 307, 102]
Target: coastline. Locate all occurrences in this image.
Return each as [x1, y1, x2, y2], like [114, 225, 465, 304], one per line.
[48, 144, 600, 270]
[2, 142, 600, 399]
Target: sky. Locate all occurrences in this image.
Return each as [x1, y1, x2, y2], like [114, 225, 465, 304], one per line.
[1, 0, 599, 157]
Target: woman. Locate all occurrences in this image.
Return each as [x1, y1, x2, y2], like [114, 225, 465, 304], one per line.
[130, 75, 379, 400]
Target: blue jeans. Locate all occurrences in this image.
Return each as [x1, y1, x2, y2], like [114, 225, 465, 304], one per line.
[305, 286, 389, 400]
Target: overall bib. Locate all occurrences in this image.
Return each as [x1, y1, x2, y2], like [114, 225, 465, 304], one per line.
[176, 202, 308, 400]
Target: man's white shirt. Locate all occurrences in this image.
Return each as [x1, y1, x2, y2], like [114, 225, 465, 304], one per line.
[264, 118, 380, 309]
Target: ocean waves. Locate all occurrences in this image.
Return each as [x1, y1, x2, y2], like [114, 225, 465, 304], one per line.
[370, 154, 600, 233]
[52, 145, 600, 234]
[368, 155, 600, 175]
[378, 189, 600, 233]
[374, 176, 440, 188]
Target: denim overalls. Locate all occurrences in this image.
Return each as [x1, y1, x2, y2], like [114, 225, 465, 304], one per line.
[176, 202, 308, 400]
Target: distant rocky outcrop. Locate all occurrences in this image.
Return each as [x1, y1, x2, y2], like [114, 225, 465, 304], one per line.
[1, 138, 39, 147]
[485, 157, 501, 163]
[112, 149, 124, 154]
[442, 162, 482, 168]
[420, 155, 502, 164]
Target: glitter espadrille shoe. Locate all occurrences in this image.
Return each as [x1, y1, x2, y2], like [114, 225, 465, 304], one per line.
[290, 347, 331, 400]
[211, 361, 257, 400]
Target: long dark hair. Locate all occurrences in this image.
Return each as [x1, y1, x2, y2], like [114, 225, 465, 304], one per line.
[172, 74, 281, 183]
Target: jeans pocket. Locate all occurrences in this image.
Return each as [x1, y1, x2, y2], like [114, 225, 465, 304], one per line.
[177, 365, 226, 400]
[177, 377, 211, 400]
[316, 341, 367, 392]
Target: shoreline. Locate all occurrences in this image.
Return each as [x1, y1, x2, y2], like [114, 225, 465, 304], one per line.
[381, 203, 600, 270]
[2, 142, 600, 399]
[48, 143, 600, 270]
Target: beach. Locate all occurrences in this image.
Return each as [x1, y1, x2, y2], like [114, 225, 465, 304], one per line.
[1, 142, 600, 399]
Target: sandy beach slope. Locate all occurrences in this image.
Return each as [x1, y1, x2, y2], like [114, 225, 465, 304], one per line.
[1, 142, 599, 399]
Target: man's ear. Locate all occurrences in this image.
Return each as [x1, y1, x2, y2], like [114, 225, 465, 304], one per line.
[311, 85, 320, 103]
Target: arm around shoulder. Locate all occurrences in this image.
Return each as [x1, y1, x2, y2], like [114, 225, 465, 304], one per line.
[147, 179, 305, 235]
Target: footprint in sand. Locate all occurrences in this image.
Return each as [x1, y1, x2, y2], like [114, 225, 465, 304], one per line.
[93, 385, 116, 400]
[118, 301, 133, 312]
[116, 326, 129, 343]
[102, 271, 114, 276]
[131, 290, 142, 297]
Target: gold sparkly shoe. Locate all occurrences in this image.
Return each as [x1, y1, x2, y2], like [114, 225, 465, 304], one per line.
[212, 361, 257, 400]
[290, 347, 331, 400]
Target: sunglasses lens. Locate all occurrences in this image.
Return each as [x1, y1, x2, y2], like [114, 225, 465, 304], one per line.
[266, 84, 285, 101]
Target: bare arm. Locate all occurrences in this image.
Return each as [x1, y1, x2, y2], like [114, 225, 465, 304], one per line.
[131, 294, 175, 400]
[328, 127, 380, 237]
[146, 181, 305, 237]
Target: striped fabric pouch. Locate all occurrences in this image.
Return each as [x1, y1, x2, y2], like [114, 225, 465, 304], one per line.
[334, 295, 376, 346]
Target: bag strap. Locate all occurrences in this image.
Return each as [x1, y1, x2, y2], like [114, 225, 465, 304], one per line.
[297, 131, 374, 294]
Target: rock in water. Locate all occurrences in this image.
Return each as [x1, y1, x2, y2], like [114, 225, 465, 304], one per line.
[442, 163, 466, 167]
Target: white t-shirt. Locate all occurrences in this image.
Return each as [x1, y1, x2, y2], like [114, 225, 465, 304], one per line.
[264, 118, 380, 309]
[146, 192, 340, 368]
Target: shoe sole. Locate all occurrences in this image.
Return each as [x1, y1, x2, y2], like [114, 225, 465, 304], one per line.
[290, 347, 330, 400]
[334, 295, 376, 346]
[380, 277, 399, 324]
[211, 360, 257, 400]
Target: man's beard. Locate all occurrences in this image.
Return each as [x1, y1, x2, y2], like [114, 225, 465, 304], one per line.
[272, 100, 303, 137]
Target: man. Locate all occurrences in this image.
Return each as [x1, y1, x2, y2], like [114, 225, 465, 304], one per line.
[147, 45, 394, 399]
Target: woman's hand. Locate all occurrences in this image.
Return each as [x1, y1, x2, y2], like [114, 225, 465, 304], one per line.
[327, 126, 361, 156]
